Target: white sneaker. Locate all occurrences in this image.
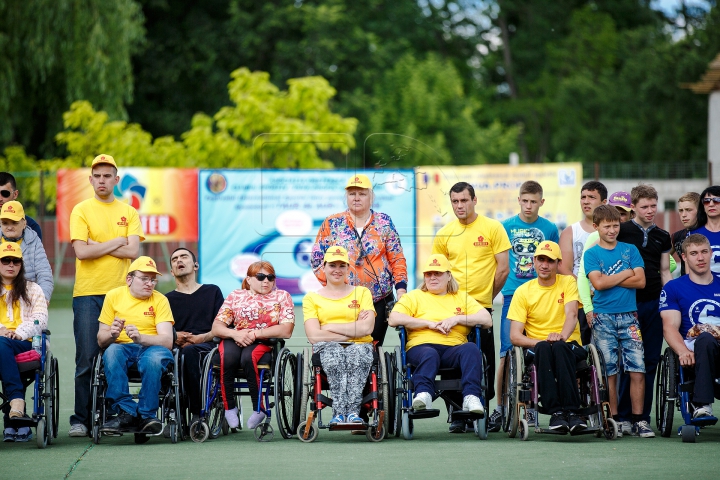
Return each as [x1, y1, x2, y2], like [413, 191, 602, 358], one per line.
[692, 404, 713, 419]
[224, 407, 239, 429]
[462, 395, 485, 415]
[412, 392, 432, 411]
[620, 420, 632, 435]
[68, 423, 88, 437]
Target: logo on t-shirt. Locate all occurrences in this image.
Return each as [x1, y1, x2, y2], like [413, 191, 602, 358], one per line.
[348, 300, 360, 309]
[144, 306, 156, 317]
[117, 216, 129, 227]
[455, 307, 466, 315]
[558, 292, 564, 304]
[473, 236, 489, 247]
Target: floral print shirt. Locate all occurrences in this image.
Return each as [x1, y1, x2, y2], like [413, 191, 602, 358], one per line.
[311, 209, 408, 302]
[214, 288, 295, 331]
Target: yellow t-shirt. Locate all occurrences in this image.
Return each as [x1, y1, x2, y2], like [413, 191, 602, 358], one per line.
[302, 287, 375, 343]
[0, 285, 23, 332]
[506, 274, 581, 344]
[98, 286, 174, 344]
[432, 215, 511, 307]
[70, 198, 144, 296]
[393, 289, 482, 350]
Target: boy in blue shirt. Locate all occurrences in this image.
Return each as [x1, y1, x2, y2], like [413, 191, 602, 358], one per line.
[488, 180, 559, 432]
[584, 205, 650, 437]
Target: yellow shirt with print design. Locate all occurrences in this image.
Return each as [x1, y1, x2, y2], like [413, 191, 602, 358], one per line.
[432, 215, 511, 307]
[393, 289, 482, 350]
[98, 286, 174, 344]
[506, 274, 581, 344]
[0, 285, 23, 333]
[302, 287, 375, 343]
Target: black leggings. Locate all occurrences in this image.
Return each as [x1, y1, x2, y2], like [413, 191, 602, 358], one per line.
[219, 340, 270, 411]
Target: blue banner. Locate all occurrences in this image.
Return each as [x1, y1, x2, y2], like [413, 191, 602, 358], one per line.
[198, 170, 416, 303]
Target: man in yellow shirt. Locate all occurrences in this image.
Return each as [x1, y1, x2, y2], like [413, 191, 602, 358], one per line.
[97, 256, 174, 434]
[507, 241, 586, 433]
[432, 181, 511, 432]
[69, 154, 144, 437]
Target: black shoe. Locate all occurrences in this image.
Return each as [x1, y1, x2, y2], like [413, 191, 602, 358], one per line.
[488, 408, 503, 433]
[548, 412, 569, 432]
[139, 417, 163, 434]
[100, 412, 137, 432]
[449, 419, 466, 433]
[566, 412, 587, 433]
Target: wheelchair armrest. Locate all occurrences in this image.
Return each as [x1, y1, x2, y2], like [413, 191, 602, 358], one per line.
[213, 336, 221, 344]
[42, 329, 51, 336]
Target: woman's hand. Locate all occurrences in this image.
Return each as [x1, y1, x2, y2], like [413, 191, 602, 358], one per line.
[436, 316, 460, 335]
[233, 329, 256, 347]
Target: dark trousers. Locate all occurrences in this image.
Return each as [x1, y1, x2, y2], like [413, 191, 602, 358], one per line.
[219, 340, 270, 411]
[407, 343, 483, 399]
[533, 341, 585, 414]
[618, 299, 662, 422]
[694, 333, 720, 405]
[0, 337, 33, 401]
[71, 295, 104, 427]
[578, 308, 591, 346]
[179, 342, 215, 415]
[371, 294, 393, 347]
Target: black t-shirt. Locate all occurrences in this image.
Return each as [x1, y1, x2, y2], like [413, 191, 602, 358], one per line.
[671, 228, 690, 276]
[617, 221, 672, 303]
[165, 284, 225, 335]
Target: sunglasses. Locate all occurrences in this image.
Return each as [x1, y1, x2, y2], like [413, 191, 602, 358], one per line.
[254, 273, 276, 282]
[703, 197, 720, 205]
[0, 257, 22, 265]
[0, 190, 12, 198]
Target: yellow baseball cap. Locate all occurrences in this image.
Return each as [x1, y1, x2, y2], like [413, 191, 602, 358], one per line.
[534, 241, 562, 260]
[0, 201, 25, 222]
[345, 174, 372, 190]
[0, 242, 22, 259]
[323, 246, 350, 264]
[422, 254, 452, 273]
[128, 256, 162, 275]
[91, 154, 118, 169]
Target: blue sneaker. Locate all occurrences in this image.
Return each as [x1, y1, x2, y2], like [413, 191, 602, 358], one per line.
[3, 428, 16, 442]
[15, 427, 32, 442]
[330, 414, 345, 424]
[346, 413, 363, 424]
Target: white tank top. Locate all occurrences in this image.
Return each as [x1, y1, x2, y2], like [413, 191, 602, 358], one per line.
[571, 222, 591, 276]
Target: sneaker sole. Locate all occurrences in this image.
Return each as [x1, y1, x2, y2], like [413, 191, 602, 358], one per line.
[412, 400, 428, 411]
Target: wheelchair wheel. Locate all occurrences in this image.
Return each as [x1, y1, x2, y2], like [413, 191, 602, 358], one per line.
[475, 414, 488, 440]
[189, 420, 209, 443]
[51, 356, 60, 440]
[36, 419, 47, 449]
[169, 422, 178, 444]
[297, 348, 311, 425]
[681, 424, 696, 443]
[385, 351, 396, 437]
[292, 351, 305, 435]
[274, 347, 297, 439]
[518, 418, 529, 441]
[605, 418, 619, 440]
[377, 348, 389, 439]
[656, 348, 677, 437]
[297, 420, 318, 443]
[504, 347, 522, 438]
[92, 424, 101, 445]
[401, 411, 413, 440]
[393, 346, 403, 438]
[200, 353, 225, 439]
[42, 352, 56, 446]
[254, 422, 274, 442]
[90, 355, 104, 445]
[134, 433, 150, 444]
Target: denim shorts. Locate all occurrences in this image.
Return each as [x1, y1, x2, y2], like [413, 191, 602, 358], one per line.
[592, 311, 645, 376]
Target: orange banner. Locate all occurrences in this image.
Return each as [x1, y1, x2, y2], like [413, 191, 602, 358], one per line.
[56, 168, 198, 242]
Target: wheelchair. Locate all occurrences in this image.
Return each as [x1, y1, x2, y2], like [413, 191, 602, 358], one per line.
[389, 326, 489, 440]
[191, 338, 298, 442]
[90, 347, 182, 444]
[296, 343, 389, 442]
[656, 347, 720, 442]
[501, 343, 618, 440]
[0, 331, 59, 449]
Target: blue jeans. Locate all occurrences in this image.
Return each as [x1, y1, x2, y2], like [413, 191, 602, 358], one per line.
[0, 337, 33, 401]
[71, 295, 105, 427]
[499, 295, 513, 358]
[103, 343, 173, 420]
[592, 311, 645, 376]
[406, 343, 483, 398]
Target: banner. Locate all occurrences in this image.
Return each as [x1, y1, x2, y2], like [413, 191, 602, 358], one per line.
[414, 163, 582, 281]
[56, 168, 198, 242]
[198, 170, 416, 303]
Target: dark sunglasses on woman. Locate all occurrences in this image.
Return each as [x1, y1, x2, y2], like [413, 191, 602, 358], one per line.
[255, 273, 276, 282]
[0, 258, 22, 266]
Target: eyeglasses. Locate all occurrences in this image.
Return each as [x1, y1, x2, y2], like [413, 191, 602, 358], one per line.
[133, 275, 158, 285]
[0, 190, 13, 198]
[254, 273, 276, 282]
[0, 257, 22, 265]
[703, 197, 720, 205]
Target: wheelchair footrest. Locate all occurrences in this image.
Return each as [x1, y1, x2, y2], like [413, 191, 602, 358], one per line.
[451, 410, 484, 420]
[6, 416, 38, 428]
[409, 408, 440, 419]
[328, 422, 368, 431]
[690, 416, 718, 427]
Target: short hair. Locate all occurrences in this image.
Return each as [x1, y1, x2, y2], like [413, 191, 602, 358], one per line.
[171, 247, 196, 264]
[683, 233, 710, 254]
[450, 182, 475, 200]
[678, 192, 700, 205]
[420, 272, 460, 294]
[631, 184, 658, 205]
[0, 172, 17, 190]
[519, 181, 543, 197]
[695, 185, 720, 228]
[593, 204, 621, 225]
[581, 181, 608, 201]
[242, 261, 276, 290]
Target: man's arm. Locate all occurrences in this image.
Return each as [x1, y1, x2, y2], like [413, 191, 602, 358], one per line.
[558, 227, 575, 277]
[661, 310, 694, 366]
[98, 319, 124, 349]
[557, 300, 579, 342]
[73, 237, 127, 260]
[660, 252, 672, 285]
[510, 320, 537, 348]
[492, 250, 510, 300]
[617, 267, 646, 289]
[109, 235, 140, 259]
[588, 268, 634, 291]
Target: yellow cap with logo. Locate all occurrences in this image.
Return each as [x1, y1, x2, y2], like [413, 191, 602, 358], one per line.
[345, 174, 372, 190]
[422, 254, 452, 273]
[323, 246, 350, 264]
[128, 256, 162, 275]
[534, 241, 562, 260]
[0, 201, 25, 222]
[0, 242, 22, 259]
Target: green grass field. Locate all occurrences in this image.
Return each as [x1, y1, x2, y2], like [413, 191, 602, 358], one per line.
[3, 308, 720, 479]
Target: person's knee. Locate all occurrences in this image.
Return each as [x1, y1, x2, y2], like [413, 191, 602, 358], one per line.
[139, 348, 172, 374]
[103, 344, 123, 365]
[694, 332, 717, 352]
[534, 340, 551, 355]
[0, 336, 12, 350]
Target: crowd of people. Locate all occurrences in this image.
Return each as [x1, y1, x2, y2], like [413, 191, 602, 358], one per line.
[1, 155, 719, 444]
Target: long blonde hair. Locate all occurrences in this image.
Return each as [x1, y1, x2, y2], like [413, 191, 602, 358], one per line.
[419, 272, 459, 294]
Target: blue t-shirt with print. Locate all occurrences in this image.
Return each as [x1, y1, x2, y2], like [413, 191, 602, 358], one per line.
[584, 241, 644, 314]
[659, 274, 720, 347]
[501, 215, 560, 296]
[691, 226, 720, 275]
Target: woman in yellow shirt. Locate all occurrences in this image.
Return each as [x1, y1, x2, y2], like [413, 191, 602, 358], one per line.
[389, 254, 492, 416]
[303, 246, 376, 424]
[0, 242, 48, 442]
